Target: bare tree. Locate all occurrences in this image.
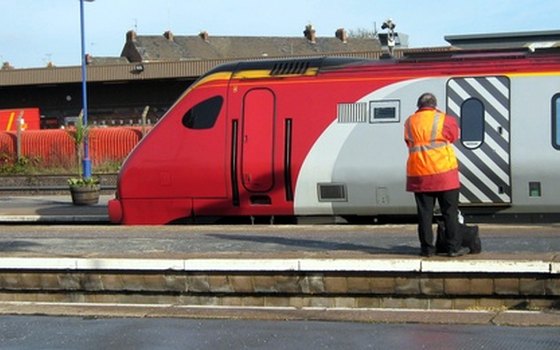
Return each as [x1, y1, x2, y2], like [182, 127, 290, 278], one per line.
[348, 27, 377, 39]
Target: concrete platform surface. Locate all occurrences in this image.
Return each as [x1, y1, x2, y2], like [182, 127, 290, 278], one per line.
[0, 195, 558, 268]
[0, 195, 110, 223]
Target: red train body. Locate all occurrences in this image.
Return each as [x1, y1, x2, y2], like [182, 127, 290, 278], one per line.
[109, 51, 560, 224]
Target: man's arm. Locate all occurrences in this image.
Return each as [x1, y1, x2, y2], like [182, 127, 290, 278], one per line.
[443, 115, 459, 143]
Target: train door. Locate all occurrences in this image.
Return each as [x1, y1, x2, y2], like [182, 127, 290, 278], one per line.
[238, 88, 276, 201]
[446, 76, 511, 205]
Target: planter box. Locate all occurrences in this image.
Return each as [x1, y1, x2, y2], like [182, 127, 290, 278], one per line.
[69, 184, 101, 205]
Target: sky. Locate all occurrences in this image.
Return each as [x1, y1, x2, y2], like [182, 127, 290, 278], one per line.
[1, 0, 559, 69]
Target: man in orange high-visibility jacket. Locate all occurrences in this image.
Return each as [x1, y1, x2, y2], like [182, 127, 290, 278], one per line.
[404, 92, 469, 257]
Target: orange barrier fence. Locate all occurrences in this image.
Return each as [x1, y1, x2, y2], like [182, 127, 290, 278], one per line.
[0, 127, 146, 168]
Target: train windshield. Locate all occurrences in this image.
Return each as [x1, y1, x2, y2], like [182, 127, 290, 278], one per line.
[182, 96, 224, 130]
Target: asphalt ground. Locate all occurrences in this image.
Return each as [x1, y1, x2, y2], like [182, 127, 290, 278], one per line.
[2, 314, 559, 350]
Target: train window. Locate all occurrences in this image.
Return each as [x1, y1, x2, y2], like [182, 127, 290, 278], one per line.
[460, 98, 485, 149]
[553, 94, 560, 150]
[182, 95, 223, 129]
[369, 100, 400, 123]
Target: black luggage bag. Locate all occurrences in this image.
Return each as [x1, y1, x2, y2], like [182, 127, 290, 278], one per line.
[435, 219, 482, 255]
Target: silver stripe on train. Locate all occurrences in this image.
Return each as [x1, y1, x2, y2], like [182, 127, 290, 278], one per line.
[446, 76, 511, 205]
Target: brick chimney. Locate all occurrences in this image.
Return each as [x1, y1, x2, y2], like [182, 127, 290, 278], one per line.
[1, 62, 14, 70]
[199, 31, 209, 41]
[126, 30, 137, 43]
[335, 28, 347, 43]
[163, 30, 174, 41]
[303, 24, 316, 44]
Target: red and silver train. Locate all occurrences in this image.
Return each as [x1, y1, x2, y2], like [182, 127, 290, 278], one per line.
[109, 48, 560, 224]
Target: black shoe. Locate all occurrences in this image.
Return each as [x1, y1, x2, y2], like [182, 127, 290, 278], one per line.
[448, 247, 470, 257]
[420, 249, 435, 257]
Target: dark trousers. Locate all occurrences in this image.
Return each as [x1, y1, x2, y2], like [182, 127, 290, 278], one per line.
[414, 189, 461, 253]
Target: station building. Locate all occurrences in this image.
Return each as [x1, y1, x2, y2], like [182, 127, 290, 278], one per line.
[0, 25, 400, 128]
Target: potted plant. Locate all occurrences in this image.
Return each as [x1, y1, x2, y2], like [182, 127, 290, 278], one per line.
[67, 114, 100, 205]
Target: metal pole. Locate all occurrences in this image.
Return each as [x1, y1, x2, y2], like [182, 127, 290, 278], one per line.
[80, 0, 92, 179]
[16, 111, 24, 161]
[141, 105, 150, 137]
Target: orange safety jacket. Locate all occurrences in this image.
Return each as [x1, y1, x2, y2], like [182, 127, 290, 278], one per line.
[404, 108, 460, 192]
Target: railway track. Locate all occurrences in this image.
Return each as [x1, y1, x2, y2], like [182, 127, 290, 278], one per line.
[0, 174, 117, 195]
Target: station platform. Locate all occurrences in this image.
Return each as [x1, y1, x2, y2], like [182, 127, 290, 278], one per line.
[0, 195, 559, 325]
[0, 194, 111, 223]
[0, 194, 558, 276]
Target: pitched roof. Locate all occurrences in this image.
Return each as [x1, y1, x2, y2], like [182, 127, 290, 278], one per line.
[88, 56, 129, 65]
[121, 28, 384, 62]
[445, 30, 560, 50]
